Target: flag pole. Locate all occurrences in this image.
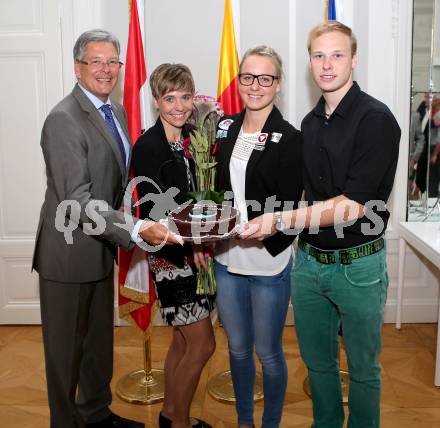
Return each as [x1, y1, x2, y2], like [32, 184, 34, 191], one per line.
[144, 333, 152, 379]
[116, 0, 164, 404]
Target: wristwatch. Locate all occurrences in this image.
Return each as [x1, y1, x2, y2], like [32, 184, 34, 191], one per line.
[274, 211, 287, 232]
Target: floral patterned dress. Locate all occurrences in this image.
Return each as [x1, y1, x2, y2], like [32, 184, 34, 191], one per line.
[144, 140, 214, 326]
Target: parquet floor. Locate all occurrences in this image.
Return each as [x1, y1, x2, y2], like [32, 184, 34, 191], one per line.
[0, 323, 439, 427]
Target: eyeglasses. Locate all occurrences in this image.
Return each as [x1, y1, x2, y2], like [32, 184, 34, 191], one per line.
[77, 59, 124, 69]
[238, 73, 279, 87]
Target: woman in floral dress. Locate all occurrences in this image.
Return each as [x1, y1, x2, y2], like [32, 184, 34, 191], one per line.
[131, 63, 214, 428]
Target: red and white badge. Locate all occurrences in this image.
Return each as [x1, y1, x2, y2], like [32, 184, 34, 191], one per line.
[218, 119, 234, 130]
[258, 133, 268, 143]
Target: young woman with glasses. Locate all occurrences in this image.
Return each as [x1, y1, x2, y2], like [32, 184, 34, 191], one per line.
[212, 46, 303, 428]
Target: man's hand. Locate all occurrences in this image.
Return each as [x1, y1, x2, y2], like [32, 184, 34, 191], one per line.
[139, 220, 183, 246]
[239, 212, 276, 241]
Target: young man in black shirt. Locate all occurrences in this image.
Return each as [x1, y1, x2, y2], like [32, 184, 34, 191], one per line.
[240, 21, 400, 427]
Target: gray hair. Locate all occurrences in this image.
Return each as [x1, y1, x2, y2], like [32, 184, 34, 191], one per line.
[73, 29, 120, 61]
[239, 45, 284, 81]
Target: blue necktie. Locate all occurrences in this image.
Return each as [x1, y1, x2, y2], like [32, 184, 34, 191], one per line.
[100, 104, 126, 171]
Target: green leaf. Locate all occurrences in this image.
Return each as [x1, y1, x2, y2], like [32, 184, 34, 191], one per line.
[190, 131, 208, 152]
[187, 190, 225, 204]
[198, 162, 217, 169]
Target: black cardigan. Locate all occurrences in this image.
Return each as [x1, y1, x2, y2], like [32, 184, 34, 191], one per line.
[131, 118, 195, 265]
[216, 106, 303, 257]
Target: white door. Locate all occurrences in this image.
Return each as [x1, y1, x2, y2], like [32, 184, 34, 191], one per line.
[0, 0, 65, 323]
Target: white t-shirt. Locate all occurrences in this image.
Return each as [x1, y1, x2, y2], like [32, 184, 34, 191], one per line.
[215, 128, 292, 275]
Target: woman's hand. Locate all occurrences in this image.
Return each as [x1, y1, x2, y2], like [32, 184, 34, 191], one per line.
[239, 212, 276, 241]
[193, 244, 208, 271]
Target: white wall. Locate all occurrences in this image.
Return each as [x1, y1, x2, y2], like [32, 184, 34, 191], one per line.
[94, 1, 410, 131]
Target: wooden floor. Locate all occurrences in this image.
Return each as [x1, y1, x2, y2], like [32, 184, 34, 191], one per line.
[0, 323, 439, 427]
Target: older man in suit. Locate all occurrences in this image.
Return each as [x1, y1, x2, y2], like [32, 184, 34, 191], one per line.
[32, 29, 181, 428]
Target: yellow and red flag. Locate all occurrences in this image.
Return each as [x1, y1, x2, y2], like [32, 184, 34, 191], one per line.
[118, 0, 156, 334]
[217, 0, 243, 115]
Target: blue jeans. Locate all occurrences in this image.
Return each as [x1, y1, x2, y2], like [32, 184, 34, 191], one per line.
[215, 258, 292, 428]
[291, 241, 388, 428]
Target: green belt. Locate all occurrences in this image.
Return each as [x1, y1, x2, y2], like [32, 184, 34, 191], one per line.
[297, 238, 384, 265]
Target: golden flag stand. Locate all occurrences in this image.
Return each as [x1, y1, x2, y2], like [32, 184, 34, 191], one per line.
[116, 333, 165, 404]
[206, 320, 264, 403]
[207, 369, 264, 403]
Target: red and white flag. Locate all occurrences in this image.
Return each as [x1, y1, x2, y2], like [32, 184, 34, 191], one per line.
[118, 0, 156, 334]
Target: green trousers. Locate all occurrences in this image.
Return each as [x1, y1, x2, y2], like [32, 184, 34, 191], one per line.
[291, 241, 388, 428]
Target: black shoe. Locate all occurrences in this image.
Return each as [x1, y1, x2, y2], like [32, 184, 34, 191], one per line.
[86, 412, 145, 427]
[159, 412, 171, 428]
[191, 420, 212, 428]
[159, 412, 211, 428]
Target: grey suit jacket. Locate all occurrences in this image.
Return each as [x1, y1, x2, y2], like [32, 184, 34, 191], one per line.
[33, 84, 138, 283]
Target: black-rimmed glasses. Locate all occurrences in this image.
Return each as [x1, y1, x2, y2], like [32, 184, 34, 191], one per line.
[238, 73, 279, 87]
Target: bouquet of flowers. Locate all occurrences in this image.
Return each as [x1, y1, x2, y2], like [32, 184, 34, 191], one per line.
[183, 94, 224, 203]
[183, 95, 224, 295]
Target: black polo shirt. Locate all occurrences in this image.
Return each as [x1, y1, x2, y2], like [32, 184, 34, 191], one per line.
[299, 82, 401, 250]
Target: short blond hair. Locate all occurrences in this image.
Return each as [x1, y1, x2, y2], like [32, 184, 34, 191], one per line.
[308, 21, 357, 56]
[149, 63, 195, 99]
[239, 45, 283, 81]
